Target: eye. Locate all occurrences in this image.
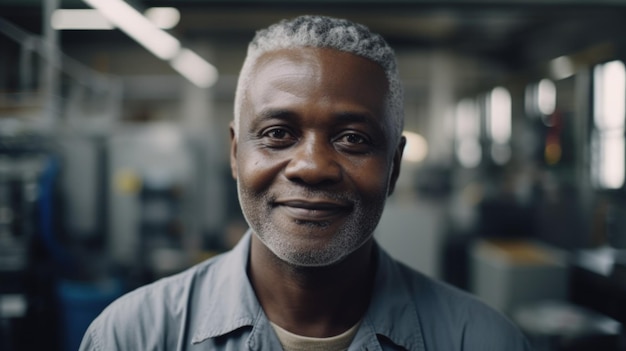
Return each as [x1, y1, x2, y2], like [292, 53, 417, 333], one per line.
[338, 132, 370, 145]
[265, 128, 290, 139]
[335, 131, 373, 153]
[341, 133, 367, 144]
[261, 127, 297, 147]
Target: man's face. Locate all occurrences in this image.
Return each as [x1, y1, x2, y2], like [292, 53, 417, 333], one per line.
[231, 47, 404, 267]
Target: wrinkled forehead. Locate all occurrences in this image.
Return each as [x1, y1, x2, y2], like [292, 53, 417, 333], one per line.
[241, 47, 390, 118]
[249, 46, 388, 82]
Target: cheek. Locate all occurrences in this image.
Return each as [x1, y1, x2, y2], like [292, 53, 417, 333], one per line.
[346, 159, 391, 198]
[237, 147, 285, 193]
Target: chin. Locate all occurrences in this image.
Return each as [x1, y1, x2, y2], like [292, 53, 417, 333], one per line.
[256, 226, 373, 268]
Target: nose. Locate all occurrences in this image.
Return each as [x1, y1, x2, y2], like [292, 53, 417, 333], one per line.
[284, 135, 342, 185]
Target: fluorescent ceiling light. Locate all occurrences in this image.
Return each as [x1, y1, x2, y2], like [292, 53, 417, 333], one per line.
[51, 9, 114, 30]
[83, 0, 180, 60]
[144, 7, 180, 30]
[170, 48, 219, 88]
[52, 7, 180, 31]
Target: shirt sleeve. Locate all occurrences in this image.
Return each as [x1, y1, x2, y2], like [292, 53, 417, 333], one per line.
[79, 318, 103, 351]
[76, 278, 191, 351]
[76, 292, 155, 351]
[76, 287, 151, 351]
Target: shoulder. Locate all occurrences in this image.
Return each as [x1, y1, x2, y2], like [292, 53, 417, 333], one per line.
[393, 261, 532, 351]
[79, 253, 228, 351]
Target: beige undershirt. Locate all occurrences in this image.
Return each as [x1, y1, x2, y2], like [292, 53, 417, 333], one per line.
[270, 320, 361, 351]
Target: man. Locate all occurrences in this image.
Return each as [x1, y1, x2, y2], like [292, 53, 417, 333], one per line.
[80, 15, 532, 350]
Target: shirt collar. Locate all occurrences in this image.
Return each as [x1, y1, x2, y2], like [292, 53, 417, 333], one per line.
[191, 232, 426, 351]
[192, 231, 261, 344]
[362, 244, 426, 351]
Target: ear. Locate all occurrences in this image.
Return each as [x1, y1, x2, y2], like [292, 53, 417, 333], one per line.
[229, 122, 238, 180]
[387, 136, 406, 196]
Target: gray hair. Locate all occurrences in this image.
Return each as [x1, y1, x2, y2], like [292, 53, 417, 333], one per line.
[233, 15, 404, 144]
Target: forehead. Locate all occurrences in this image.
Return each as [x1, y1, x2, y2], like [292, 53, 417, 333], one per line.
[241, 47, 389, 123]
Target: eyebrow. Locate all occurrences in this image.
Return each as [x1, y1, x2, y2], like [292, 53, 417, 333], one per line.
[256, 108, 376, 124]
[246, 108, 295, 134]
[256, 108, 296, 121]
[333, 111, 375, 125]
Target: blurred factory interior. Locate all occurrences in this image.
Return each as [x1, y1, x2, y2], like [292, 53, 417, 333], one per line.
[1, 0, 626, 350]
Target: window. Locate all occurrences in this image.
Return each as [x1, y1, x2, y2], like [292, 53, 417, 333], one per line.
[455, 98, 481, 168]
[487, 87, 512, 165]
[592, 60, 626, 189]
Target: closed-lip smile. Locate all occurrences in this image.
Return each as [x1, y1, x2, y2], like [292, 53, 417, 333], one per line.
[274, 198, 352, 221]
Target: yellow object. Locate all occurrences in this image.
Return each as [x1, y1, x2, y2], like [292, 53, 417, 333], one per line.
[114, 169, 142, 194]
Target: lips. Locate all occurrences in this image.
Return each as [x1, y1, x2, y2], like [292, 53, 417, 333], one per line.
[274, 198, 352, 222]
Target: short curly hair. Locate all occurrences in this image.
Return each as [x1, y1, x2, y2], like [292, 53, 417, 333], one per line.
[233, 15, 404, 144]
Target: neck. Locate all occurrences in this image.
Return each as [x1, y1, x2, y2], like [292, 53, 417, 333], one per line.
[248, 234, 376, 338]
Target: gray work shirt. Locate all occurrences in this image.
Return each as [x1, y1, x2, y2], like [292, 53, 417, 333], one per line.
[80, 231, 532, 350]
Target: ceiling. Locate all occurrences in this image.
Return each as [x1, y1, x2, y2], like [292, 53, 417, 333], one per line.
[1, 0, 625, 140]
[2, 0, 626, 105]
[3, 0, 626, 70]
